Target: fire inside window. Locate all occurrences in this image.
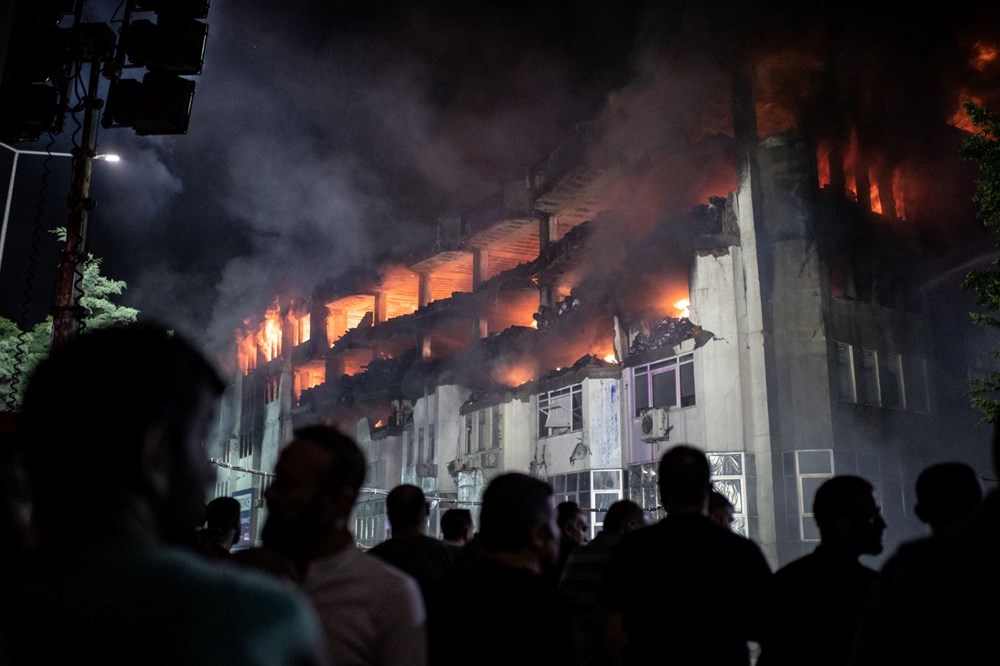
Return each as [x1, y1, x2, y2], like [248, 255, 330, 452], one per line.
[633, 354, 695, 417]
[538, 384, 583, 438]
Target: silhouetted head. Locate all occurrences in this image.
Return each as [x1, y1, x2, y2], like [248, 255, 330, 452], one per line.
[203, 496, 242, 547]
[708, 489, 736, 530]
[18, 323, 224, 548]
[813, 475, 886, 556]
[386, 484, 428, 535]
[478, 473, 559, 568]
[557, 500, 589, 544]
[262, 425, 365, 558]
[440, 508, 473, 544]
[658, 444, 711, 514]
[601, 499, 648, 536]
[914, 462, 983, 536]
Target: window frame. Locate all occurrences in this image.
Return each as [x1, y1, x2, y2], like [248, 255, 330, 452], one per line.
[632, 353, 695, 417]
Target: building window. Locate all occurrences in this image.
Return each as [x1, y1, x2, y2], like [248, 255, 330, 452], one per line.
[491, 405, 502, 450]
[478, 408, 488, 451]
[464, 414, 473, 454]
[633, 354, 695, 417]
[538, 384, 583, 438]
[404, 430, 413, 468]
[355, 498, 387, 549]
[551, 469, 622, 540]
[627, 462, 661, 521]
[904, 356, 930, 413]
[796, 449, 834, 542]
[427, 424, 436, 463]
[365, 460, 385, 490]
[417, 427, 425, 464]
[709, 452, 748, 537]
[836, 342, 857, 403]
[859, 348, 881, 406]
[881, 353, 905, 409]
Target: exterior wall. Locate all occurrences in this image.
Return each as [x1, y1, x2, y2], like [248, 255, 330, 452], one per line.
[541, 377, 621, 476]
[502, 395, 535, 473]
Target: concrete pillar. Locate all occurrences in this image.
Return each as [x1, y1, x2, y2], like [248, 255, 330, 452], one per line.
[374, 292, 388, 325]
[472, 248, 489, 290]
[418, 272, 432, 308]
[538, 212, 558, 250]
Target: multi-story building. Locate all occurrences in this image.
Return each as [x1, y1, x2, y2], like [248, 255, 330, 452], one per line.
[214, 85, 996, 569]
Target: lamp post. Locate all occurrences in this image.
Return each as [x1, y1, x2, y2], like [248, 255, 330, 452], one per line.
[0, 141, 119, 278]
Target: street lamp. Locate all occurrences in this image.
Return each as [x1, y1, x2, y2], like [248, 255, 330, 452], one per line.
[0, 141, 120, 277]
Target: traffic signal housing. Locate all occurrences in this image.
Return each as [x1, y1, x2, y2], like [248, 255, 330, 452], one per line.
[102, 0, 209, 136]
[0, 2, 75, 142]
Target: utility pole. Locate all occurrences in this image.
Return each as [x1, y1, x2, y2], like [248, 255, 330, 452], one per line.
[50, 52, 100, 349]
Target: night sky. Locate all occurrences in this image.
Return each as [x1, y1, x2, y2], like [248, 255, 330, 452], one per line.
[2, 1, 999, 370]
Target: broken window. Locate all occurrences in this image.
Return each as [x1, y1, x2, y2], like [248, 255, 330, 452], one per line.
[836, 342, 857, 403]
[860, 348, 881, 406]
[633, 354, 695, 417]
[881, 353, 905, 409]
[464, 414, 473, 454]
[709, 452, 748, 537]
[538, 383, 583, 438]
[354, 498, 386, 549]
[478, 409, 488, 451]
[491, 405, 502, 450]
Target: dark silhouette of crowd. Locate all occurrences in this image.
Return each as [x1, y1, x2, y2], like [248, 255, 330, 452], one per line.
[1, 321, 996, 665]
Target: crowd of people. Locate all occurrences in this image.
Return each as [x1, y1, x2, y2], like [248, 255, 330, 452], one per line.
[1, 322, 997, 665]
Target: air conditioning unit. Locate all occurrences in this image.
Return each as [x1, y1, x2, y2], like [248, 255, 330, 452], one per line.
[639, 407, 672, 442]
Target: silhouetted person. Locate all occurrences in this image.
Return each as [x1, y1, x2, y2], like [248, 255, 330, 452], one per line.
[263, 425, 425, 666]
[559, 499, 648, 664]
[709, 488, 736, 530]
[851, 429, 1000, 666]
[757, 475, 887, 666]
[602, 444, 771, 665]
[914, 461, 982, 536]
[546, 499, 589, 586]
[440, 507, 473, 547]
[196, 495, 242, 560]
[5, 323, 326, 665]
[429, 473, 582, 666]
[368, 484, 456, 608]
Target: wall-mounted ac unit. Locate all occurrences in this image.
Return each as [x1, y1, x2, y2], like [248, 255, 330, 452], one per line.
[639, 407, 672, 442]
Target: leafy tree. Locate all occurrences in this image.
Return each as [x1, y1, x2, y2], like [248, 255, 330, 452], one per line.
[0, 240, 138, 409]
[961, 101, 1000, 424]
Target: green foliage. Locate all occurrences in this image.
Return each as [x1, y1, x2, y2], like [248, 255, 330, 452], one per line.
[0, 243, 139, 409]
[961, 101, 1000, 423]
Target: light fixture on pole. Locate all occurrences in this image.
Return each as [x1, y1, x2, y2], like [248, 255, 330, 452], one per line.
[0, 141, 120, 278]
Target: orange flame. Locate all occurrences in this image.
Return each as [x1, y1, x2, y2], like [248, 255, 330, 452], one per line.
[869, 168, 883, 215]
[674, 298, 691, 319]
[491, 362, 535, 387]
[237, 331, 257, 375]
[257, 301, 282, 362]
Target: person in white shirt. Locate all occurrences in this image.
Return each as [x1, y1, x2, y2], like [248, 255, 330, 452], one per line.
[262, 425, 426, 666]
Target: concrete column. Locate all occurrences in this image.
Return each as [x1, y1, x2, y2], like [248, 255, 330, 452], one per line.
[418, 272, 432, 308]
[374, 292, 388, 325]
[538, 212, 558, 250]
[472, 248, 489, 290]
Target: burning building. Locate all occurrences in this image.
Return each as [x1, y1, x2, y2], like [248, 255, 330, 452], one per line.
[214, 5, 999, 567]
